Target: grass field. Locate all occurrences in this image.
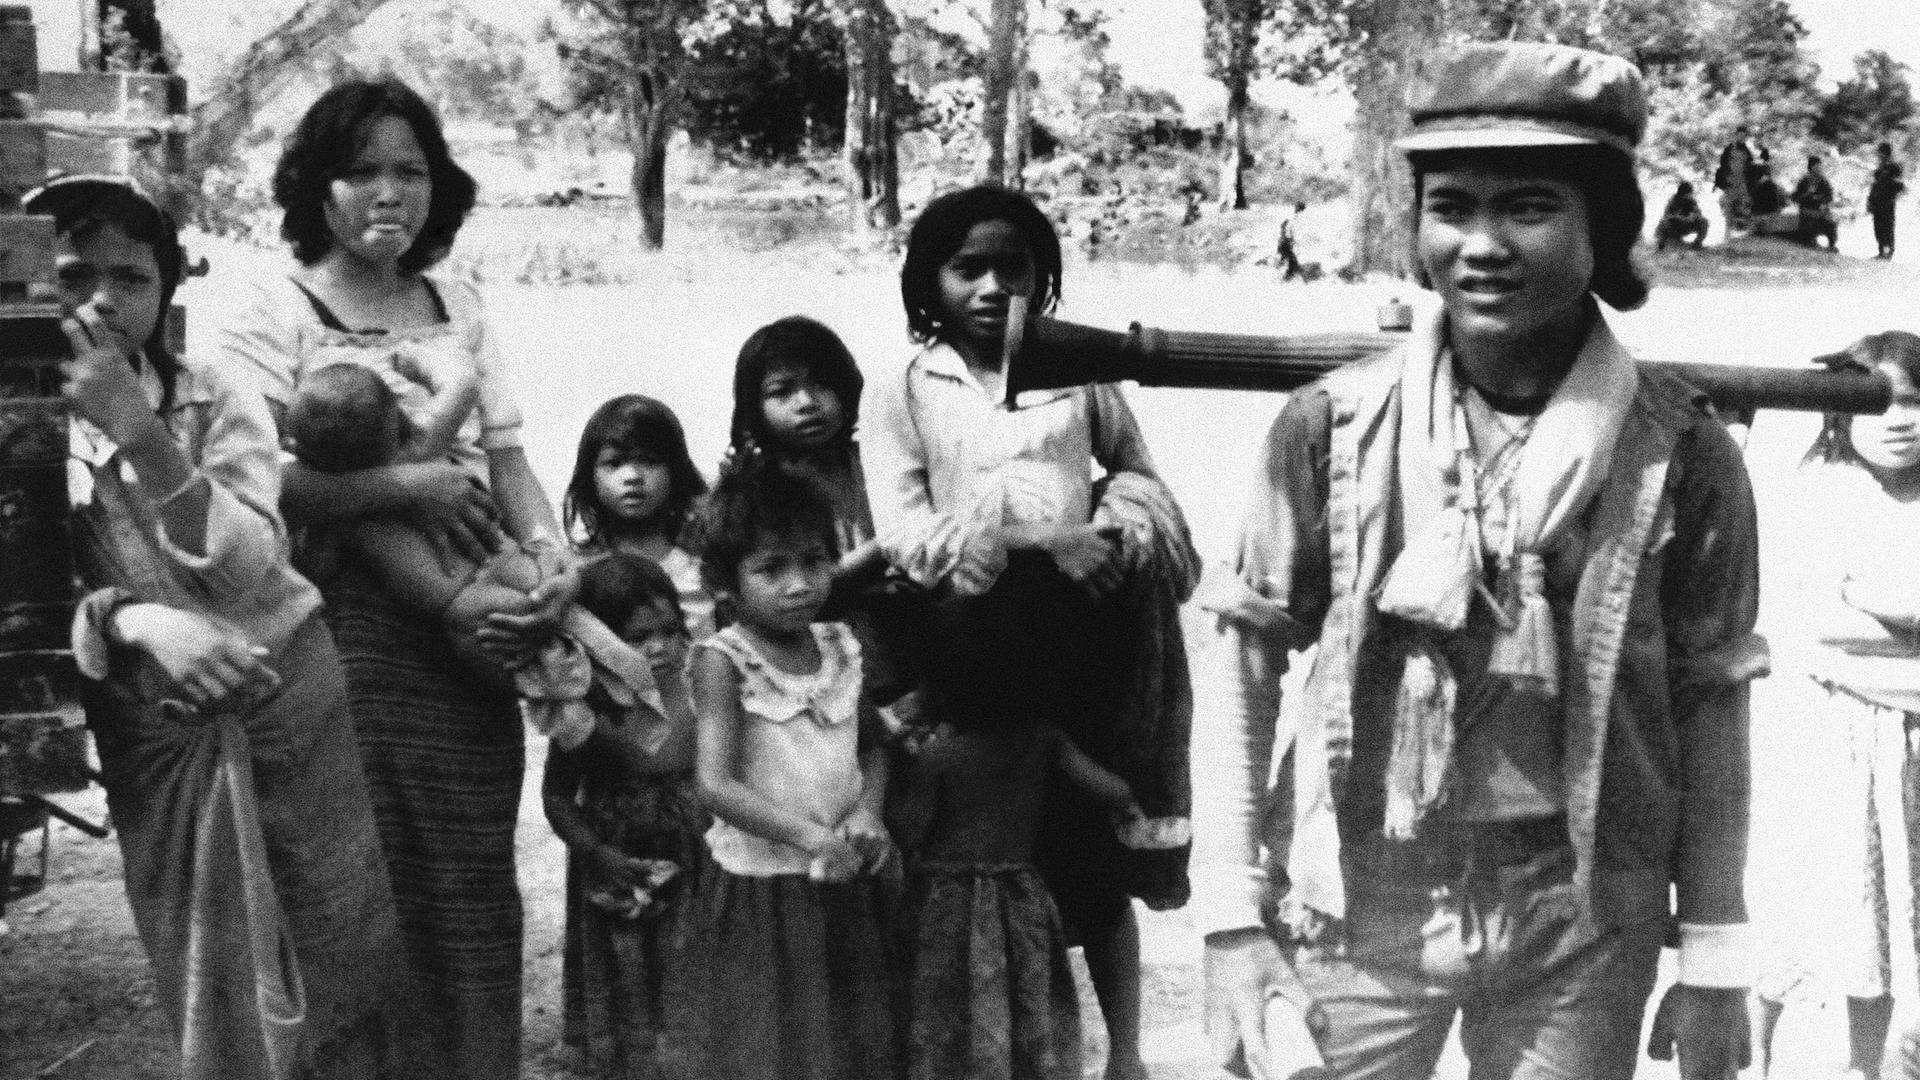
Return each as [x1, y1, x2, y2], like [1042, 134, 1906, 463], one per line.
[4, 200, 1920, 1079]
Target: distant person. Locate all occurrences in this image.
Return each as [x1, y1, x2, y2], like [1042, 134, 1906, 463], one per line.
[1276, 200, 1306, 280]
[1793, 155, 1838, 250]
[1656, 181, 1709, 250]
[1870, 141, 1906, 259]
[1715, 123, 1770, 230]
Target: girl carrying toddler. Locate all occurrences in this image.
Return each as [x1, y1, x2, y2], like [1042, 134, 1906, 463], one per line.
[866, 184, 1200, 1080]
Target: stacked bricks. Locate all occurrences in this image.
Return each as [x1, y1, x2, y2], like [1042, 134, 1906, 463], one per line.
[0, 5, 188, 795]
[0, 3, 83, 795]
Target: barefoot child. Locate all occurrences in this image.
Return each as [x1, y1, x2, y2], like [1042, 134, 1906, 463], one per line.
[868, 184, 1200, 1080]
[892, 714, 1143, 1080]
[563, 394, 713, 639]
[679, 465, 897, 1080]
[541, 552, 707, 1080]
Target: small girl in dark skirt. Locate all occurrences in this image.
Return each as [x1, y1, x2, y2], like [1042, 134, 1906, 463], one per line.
[892, 716, 1141, 1080]
[542, 552, 707, 1079]
[680, 465, 897, 1080]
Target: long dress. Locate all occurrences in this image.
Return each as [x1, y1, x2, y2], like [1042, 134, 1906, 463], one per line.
[891, 723, 1082, 1080]
[220, 274, 531, 1080]
[69, 354, 401, 1079]
[1756, 461, 1920, 1008]
[676, 623, 898, 1080]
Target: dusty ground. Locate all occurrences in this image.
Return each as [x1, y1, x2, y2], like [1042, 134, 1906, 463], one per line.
[4, 205, 1919, 1079]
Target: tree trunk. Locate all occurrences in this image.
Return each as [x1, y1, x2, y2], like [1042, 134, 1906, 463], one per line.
[981, 0, 1023, 187]
[628, 75, 675, 250]
[1219, 74, 1249, 210]
[188, 0, 393, 174]
[1004, 45, 1030, 190]
[1345, 0, 1438, 277]
[840, 0, 899, 228]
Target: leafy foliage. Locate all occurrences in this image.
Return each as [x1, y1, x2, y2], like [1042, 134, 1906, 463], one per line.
[1815, 50, 1917, 154]
[680, 1, 849, 161]
[344, 0, 548, 129]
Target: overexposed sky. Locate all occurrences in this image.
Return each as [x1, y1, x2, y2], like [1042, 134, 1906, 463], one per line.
[1097, 0, 1920, 107]
[36, 0, 1920, 107]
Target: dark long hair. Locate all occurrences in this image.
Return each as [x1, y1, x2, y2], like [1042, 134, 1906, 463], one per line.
[1807, 331, 1920, 467]
[1408, 145, 1650, 312]
[728, 315, 863, 462]
[26, 177, 185, 413]
[273, 79, 477, 273]
[900, 185, 1063, 343]
[564, 395, 708, 548]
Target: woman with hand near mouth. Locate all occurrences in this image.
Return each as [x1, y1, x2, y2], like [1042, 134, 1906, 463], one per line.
[219, 79, 577, 1080]
[1197, 42, 1763, 1079]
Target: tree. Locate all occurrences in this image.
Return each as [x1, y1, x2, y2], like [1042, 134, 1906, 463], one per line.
[348, 1, 546, 132]
[1815, 50, 1916, 152]
[549, 0, 704, 249]
[981, 0, 1027, 187]
[1261, 0, 1817, 275]
[1697, 0, 1821, 139]
[1202, 0, 1271, 211]
[835, 0, 901, 227]
[190, 0, 394, 175]
[681, 1, 846, 160]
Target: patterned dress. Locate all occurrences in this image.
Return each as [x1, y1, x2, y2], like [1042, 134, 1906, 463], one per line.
[219, 274, 530, 1080]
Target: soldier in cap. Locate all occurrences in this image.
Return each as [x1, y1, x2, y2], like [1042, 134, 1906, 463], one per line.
[1194, 41, 1761, 1079]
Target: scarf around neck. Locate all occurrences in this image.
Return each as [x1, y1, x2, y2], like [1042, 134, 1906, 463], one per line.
[1372, 304, 1639, 837]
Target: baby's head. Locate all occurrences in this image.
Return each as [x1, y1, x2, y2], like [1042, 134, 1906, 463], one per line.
[578, 552, 689, 668]
[286, 363, 404, 473]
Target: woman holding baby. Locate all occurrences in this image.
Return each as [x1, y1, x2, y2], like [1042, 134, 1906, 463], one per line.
[217, 78, 576, 1080]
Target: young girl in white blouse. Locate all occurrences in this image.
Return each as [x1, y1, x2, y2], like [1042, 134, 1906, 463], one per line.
[679, 464, 896, 1080]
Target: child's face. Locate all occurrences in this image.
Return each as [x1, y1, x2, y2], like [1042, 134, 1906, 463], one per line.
[325, 114, 432, 267]
[620, 599, 689, 673]
[1417, 165, 1593, 351]
[54, 221, 163, 358]
[593, 444, 673, 529]
[1855, 362, 1920, 471]
[759, 361, 845, 450]
[731, 530, 833, 637]
[937, 218, 1037, 352]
